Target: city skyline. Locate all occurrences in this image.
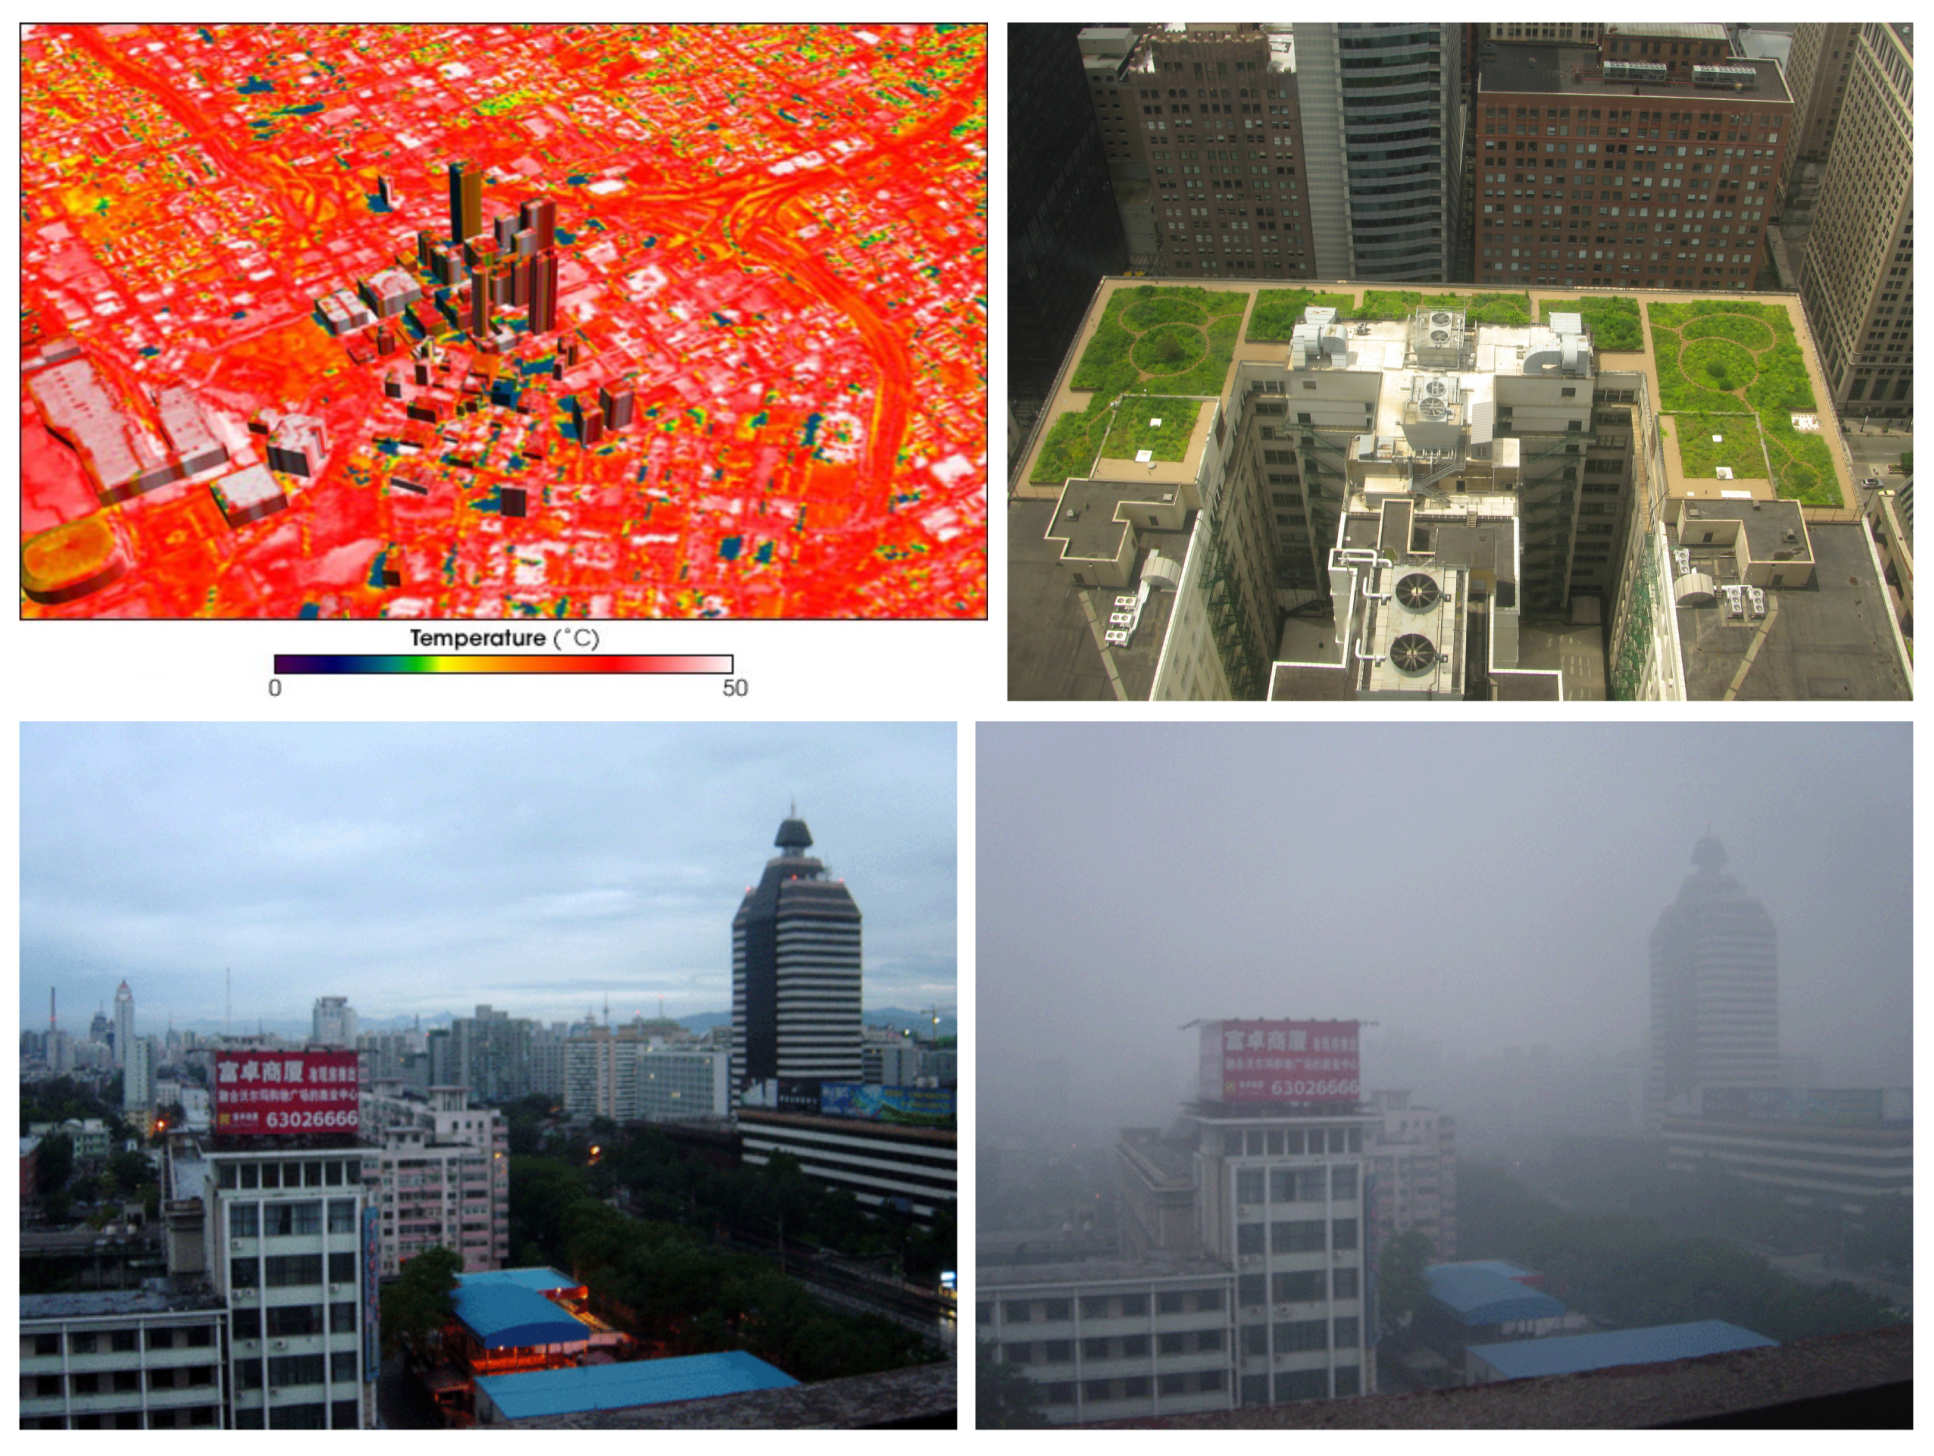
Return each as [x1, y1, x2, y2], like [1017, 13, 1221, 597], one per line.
[979, 722, 1910, 1136]
[21, 722, 956, 1036]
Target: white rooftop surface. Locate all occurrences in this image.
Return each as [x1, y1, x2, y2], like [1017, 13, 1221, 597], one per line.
[214, 462, 284, 511]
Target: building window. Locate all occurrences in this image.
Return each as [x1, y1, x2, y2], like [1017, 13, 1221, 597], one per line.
[330, 1302, 357, 1333]
[1333, 1218, 1359, 1251]
[1332, 1165, 1358, 1199]
[328, 1199, 356, 1234]
[1238, 1223, 1266, 1254]
[1333, 1268, 1360, 1299]
[1273, 1269, 1324, 1302]
[1274, 1318, 1328, 1352]
[1237, 1274, 1266, 1307]
[265, 1254, 323, 1287]
[266, 1304, 323, 1338]
[230, 1204, 258, 1238]
[1335, 1316, 1361, 1348]
[1237, 1169, 1265, 1203]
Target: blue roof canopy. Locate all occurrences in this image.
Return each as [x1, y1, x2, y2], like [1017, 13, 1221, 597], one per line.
[458, 1266, 578, 1294]
[451, 1279, 587, 1350]
[1425, 1265, 1568, 1326]
[1469, 1320, 1777, 1380]
[477, 1351, 798, 1420]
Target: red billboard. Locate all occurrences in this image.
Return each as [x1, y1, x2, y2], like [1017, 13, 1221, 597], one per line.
[1200, 1019, 1360, 1104]
[213, 1050, 360, 1136]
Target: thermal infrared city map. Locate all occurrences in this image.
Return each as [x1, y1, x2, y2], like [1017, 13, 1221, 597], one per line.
[21, 24, 987, 618]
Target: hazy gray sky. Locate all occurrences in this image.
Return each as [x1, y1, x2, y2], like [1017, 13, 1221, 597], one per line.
[978, 722, 1911, 1131]
[23, 723, 956, 1034]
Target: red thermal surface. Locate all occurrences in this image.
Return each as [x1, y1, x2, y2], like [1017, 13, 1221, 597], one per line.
[21, 23, 988, 618]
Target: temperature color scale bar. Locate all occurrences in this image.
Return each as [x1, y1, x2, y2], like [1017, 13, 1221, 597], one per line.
[274, 654, 734, 675]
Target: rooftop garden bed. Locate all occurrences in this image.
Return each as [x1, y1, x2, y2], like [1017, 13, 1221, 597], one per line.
[1649, 298, 1840, 505]
[1035, 286, 1247, 485]
[1667, 413, 1768, 480]
[1539, 296, 1642, 352]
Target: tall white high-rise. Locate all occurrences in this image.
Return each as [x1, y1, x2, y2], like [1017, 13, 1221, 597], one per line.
[730, 814, 863, 1089]
[124, 1035, 156, 1115]
[1645, 835, 1780, 1124]
[114, 979, 135, 1069]
[311, 996, 357, 1048]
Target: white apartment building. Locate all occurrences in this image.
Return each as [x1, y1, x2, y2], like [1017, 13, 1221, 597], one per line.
[360, 1083, 509, 1277]
[1366, 1090, 1457, 1261]
[564, 1030, 731, 1124]
[20, 1286, 229, 1429]
[636, 1049, 731, 1123]
[124, 1035, 156, 1117]
[1195, 1106, 1378, 1404]
[170, 1137, 375, 1429]
[979, 1259, 1236, 1424]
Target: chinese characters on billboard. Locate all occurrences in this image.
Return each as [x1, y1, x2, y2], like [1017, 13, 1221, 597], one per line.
[1199, 1019, 1360, 1104]
[214, 1050, 360, 1136]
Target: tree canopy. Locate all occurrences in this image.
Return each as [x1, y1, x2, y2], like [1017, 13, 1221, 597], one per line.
[380, 1245, 464, 1359]
[975, 1340, 1049, 1428]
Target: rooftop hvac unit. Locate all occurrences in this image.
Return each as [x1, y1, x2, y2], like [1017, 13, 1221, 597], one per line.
[1431, 312, 1452, 327]
[1425, 379, 1448, 398]
[1389, 633, 1439, 674]
[1692, 63, 1756, 85]
[1394, 572, 1442, 611]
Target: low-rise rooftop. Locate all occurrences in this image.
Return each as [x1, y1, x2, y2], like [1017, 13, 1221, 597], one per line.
[1675, 523, 1911, 700]
[1468, 1320, 1776, 1381]
[477, 1351, 796, 1422]
[22, 1282, 225, 1320]
[1480, 44, 1786, 100]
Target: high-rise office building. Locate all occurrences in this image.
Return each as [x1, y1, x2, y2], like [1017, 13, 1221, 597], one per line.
[1778, 24, 1858, 206]
[310, 997, 356, 1049]
[1296, 23, 1466, 282]
[529, 251, 558, 334]
[1072, 23, 1463, 283]
[1795, 23, 1913, 418]
[449, 1005, 533, 1104]
[730, 814, 863, 1090]
[1473, 25, 1790, 291]
[519, 197, 557, 251]
[448, 161, 482, 245]
[1011, 25, 1129, 428]
[115, 979, 135, 1068]
[1645, 835, 1780, 1126]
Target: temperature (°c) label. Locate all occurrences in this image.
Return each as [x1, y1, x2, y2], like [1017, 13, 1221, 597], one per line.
[272, 654, 736, 674]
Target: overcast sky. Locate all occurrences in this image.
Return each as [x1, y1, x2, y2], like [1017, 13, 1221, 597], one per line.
[22, 723, 956, 1035]
[979, 722, 1911, 1133]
